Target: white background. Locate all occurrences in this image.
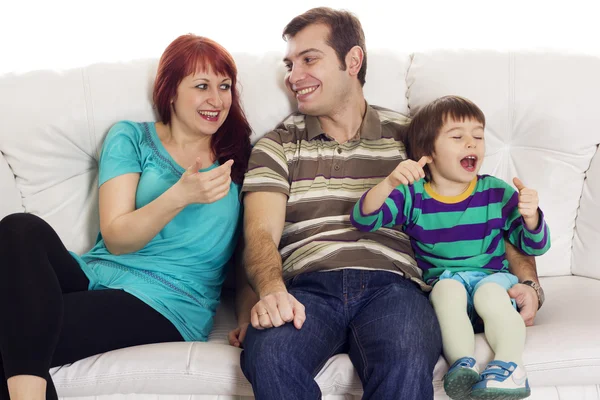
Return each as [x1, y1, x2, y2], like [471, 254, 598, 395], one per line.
[1, 0, 599, 75]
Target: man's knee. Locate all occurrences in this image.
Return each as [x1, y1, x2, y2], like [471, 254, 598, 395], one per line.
[242, 325, 301, 375]
[372, 306, 442, 368]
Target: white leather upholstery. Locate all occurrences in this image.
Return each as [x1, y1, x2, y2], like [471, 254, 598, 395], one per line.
[0, 152, 22, 216]
[573, 145, 600, 280]
[1, 48, 599, 399]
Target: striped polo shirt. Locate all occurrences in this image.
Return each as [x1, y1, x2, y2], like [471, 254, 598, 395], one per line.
[351, 175, 551, 284]
[242, 104, 429, 290]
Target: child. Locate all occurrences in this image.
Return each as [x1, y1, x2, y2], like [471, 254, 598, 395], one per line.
[350, 95, 550, 400]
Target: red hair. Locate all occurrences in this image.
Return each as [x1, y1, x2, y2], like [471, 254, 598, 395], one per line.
[153, 34, 252, 184]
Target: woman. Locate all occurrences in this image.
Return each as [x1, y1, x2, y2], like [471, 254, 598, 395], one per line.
[0, 34, 252, 400]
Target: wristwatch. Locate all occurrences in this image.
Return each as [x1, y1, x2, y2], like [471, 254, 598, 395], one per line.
[520, 280, 545, 310]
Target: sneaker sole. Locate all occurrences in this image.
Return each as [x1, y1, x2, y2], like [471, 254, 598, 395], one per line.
[471, 387, 531, 400]
[444, 368, 480, 400]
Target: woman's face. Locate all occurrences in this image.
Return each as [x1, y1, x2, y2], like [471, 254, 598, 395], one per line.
[171, 67, 233, 136]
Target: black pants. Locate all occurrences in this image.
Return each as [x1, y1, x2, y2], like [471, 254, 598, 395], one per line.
[0, 213, 183, 399]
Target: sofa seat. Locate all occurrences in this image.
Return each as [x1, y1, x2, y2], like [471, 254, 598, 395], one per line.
[50, 275, 600, 399]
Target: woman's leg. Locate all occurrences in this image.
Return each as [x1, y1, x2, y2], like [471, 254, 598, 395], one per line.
[2, 290, 184, 400]
[0, 213, 90, 400]
[51, 289, 183, 398]
[0, 214, 184, 400]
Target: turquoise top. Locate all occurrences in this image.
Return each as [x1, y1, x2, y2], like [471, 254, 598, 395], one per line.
[71, 121, 241, 341]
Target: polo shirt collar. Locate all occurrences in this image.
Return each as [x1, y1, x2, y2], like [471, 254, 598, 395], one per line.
[305, 102, 382, 141]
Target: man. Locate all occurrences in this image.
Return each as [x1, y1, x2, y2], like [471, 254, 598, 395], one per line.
[229, 7, 543, 400]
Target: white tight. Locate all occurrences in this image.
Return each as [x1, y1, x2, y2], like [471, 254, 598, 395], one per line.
[430, 279, 526, 366]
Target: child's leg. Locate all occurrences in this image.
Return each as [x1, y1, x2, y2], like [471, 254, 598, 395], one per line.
[431, 278, 480, 399]
[430, 278, 474, 364]
[473, 282, 525, 366]
[472, 280, 530, 399]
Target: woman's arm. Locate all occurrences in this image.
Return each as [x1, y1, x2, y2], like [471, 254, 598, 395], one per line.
[100, 159, 233, 255]
[99, 173, 186, 255]
[229, 249, 259, 347]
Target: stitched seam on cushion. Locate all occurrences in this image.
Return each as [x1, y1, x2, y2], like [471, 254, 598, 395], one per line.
[81, 68, 99, 159]
[526, 358, 600, 370]
[0, 150, 25, 209]
[406, 53, 414, 117]
[54, 371, 254, 388]
[186, 342, 194, 372]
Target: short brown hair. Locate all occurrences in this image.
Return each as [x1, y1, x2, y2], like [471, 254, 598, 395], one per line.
[282, 7, 367, 86]
[406, 95, 486, 180]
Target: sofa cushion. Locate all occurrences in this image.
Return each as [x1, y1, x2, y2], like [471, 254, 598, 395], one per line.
[0, 152, 23, 218]
[572, 145, 600, 280]
[51, 276, 600, 397]
[0, 68, 100, 253]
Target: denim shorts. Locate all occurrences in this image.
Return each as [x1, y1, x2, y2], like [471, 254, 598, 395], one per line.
[437, 270, 519, 325]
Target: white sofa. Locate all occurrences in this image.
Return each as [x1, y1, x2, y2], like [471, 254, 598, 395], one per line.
[1, 48, 600, 400]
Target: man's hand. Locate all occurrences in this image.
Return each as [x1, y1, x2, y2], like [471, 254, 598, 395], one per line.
[251, 291, 305, 330]
[508, 283, 539, 326]
[228, 322, 249, 348]
[513, 177, 540, 231]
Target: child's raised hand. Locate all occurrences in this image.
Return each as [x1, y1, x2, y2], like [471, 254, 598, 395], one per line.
[513, 177, 540, 230]
[384, 156, 430, 189]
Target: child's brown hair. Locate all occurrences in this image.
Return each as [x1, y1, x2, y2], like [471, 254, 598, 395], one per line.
[406, 95, 486, 180]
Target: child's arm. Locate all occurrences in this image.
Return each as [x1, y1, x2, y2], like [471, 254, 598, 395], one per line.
[505, 177, 551, 256]
[513, 177, 540, 231]
[351, 157, 428, 232]
[363, 157, 429, 214]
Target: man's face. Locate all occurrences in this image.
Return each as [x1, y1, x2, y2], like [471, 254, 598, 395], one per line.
[283, 24, 350, 116]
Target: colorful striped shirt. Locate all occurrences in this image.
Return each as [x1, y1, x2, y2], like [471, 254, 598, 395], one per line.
[351, 175, 551, 284]
[242, 104, 431, 290]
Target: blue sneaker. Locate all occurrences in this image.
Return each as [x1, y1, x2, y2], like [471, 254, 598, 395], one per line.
[444, 356, 480, 400]
[471, 360, 531, 399]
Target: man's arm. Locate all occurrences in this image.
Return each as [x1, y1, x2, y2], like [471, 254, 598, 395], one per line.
[229, 191, 287, 346]
[242, 191, 305, 330]
[505, 240, 541, 326]
[244, 191, 287, 295]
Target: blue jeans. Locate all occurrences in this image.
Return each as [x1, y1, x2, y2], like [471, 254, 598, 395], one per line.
[240, 269, 442, 400]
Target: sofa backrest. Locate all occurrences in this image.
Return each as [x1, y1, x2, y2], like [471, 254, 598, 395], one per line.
[1, 50, 599, 279]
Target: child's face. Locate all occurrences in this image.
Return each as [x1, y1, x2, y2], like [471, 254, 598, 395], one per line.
[429, 117, 485, 185]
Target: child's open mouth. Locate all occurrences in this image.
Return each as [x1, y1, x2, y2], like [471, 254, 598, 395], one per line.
[460, 155, 478, 172]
